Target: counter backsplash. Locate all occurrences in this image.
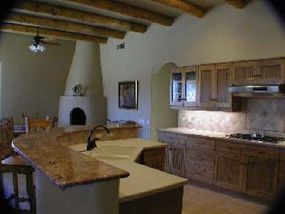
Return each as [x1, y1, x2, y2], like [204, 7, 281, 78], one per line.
[178, 98, 285, 136]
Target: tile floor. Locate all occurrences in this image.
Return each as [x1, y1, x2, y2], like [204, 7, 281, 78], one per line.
[182, 184, 267, 214]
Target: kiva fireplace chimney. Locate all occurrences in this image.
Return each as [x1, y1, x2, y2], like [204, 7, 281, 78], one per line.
[58, 41, 106, 126]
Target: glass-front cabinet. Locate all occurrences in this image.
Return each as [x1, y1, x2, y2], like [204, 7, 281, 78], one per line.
[170, 68, 183, 106]
[170, 66, 198, 107]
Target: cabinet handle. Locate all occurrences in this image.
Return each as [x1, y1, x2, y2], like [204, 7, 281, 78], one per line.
[211, 99, 217, 101]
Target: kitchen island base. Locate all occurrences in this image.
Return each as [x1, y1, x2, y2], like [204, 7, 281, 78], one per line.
[120, 187, 183, 214]
[36, 170, 120, 214]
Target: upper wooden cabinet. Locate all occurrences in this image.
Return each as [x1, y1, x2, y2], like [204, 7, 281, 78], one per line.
[199, 65, 214, 107]
[170, 57, 284, 111]
[232, 58, 285, 85]
[170, 67, 183, 106]
[184, 66, 199, 106]
[170, 66, 199, 107]
[215, 64, 232, 108]
[199, 64, 233, 109]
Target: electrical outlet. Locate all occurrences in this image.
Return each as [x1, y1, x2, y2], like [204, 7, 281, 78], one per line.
[138, 119, 145, 126]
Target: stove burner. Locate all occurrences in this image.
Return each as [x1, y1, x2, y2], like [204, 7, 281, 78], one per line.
[228, 133, 285, 144]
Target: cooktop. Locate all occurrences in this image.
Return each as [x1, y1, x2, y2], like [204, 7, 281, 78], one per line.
[228, 133, 285, 144]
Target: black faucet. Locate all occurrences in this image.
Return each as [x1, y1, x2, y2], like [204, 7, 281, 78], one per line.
[86, 125, 111, 151]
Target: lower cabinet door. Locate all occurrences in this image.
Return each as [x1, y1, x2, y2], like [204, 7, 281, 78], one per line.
[184, 143, 215, 184]
[244, 156, 279, 198]
[214, 151, 244, 192]
[142, 148, 165, 171]
[169, 142, 185, 177]
[277, 161, 285, 192]
[185, 160, 214, 184]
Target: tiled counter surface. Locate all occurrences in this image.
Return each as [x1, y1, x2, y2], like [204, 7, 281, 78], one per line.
[159, 127, 285, 149]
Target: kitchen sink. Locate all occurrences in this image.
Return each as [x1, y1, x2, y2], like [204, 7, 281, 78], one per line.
[69, 143, 138, 161]
[93, 146, 137, 156]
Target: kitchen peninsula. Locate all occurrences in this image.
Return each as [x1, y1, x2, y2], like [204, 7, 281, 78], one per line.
[12, 126, 187, 214]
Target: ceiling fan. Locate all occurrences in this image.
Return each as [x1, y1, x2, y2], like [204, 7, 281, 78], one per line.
[29, 29, 60, 53]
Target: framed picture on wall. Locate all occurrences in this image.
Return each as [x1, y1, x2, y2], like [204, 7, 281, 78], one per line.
[118, 81, 138, 109]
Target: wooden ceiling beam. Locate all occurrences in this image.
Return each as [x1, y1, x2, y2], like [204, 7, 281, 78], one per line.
[225, 0, 247, 9]
[64, 0, 174, 26]
[150, 0, 205, 18]
[0, 23, 108, 43]
[6, 13, 125, 39]
[14, 1, 147, 33]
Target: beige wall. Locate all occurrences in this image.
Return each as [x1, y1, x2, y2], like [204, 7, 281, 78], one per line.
[0, 33, 75, 123]
[100, 0, 285, 139]
[151, 63, 178, 140]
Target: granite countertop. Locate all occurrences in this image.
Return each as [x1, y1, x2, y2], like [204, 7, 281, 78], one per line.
[12, 126, 131, 188]
[159, 127, 285, 149]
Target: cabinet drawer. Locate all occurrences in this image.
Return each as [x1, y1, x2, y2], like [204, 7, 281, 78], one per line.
[185, 137, 215, 150]
[185, 147, 215, 163]
[185, 160, 214, 184]
[158, 132, 186, 144]
[216, 140, 243, 154]
[243, 145, 279, 160]
[158, 132, 174, 142]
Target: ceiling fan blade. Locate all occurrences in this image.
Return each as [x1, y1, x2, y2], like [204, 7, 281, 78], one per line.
[43, 41, 61, 46]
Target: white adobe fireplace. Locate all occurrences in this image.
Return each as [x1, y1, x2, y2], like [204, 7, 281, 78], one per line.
[58, 41, 106, 126]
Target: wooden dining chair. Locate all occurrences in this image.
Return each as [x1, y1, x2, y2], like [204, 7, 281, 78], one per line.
[0, 118, 36, 214]
[25, 116, 52, 133]
[0, 118, 14, 159]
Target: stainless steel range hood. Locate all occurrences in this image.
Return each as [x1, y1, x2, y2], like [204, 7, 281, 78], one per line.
[229, 85, 285, 97]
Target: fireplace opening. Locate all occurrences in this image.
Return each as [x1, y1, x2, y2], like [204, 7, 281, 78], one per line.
[70, 108, 86, 125]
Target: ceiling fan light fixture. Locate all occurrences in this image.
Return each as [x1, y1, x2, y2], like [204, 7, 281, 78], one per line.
[29, 43, 46, 53]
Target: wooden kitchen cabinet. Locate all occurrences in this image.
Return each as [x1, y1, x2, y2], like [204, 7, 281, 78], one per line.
[199, 64, 235, 110]
[243, 146, 279, 199]
[243, 156, 279, 198]
[158, 130, 284, 200]
[257, 58, 285, 84]
[140, 147, 165, 171]
[158, 131, 185, 174]
[168, 141, 185, 177]
[184, 137, 215, 184]
[170, 67, 183, 106]
[232, 58, 285, 85]
[278, 161, 285, 192]
[199, 65, 215, 107]
[215, 64, 232, 108]
[214, 150, 244, 192]
[184, 66, 199, 107]
[170, 66, 199, 107]
[232, 61, 257, 86]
